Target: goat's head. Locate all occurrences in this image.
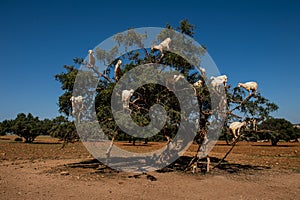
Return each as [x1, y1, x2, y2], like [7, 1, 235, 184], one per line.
[150, 46, 156, 52]
[117, 59, 122, 65]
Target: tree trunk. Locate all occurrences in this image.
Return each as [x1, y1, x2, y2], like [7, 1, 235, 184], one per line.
[271, 138, 279, 146]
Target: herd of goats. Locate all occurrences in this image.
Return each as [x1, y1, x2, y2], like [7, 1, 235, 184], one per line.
[70, 37, 259, 172]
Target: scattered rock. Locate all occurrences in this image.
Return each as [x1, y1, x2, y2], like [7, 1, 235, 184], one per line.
[146, 175, 157, 181]
[14, 138, 23, 142]
[60, 171, 70, 176]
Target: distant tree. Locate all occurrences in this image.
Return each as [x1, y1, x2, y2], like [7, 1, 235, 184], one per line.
[40, 118, 53, 135]
[49, 116, 78, 148]
[0, 119, 13, 135]
[11, 113, 41, 143]
[259, 118, 300, 145]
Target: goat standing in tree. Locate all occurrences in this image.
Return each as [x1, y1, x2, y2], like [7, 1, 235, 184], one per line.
[114, 60, 122, 82]
[166, 74, 185, 91]
[193, 80, 203, 95]
[229, 121, 247, 139]
[210, 75, 228, 92]
[70, 96, 83, 116]
[199, 67, 206, 76]
[122, 89, 134, 112]
[238, 81, 258, 94]
[151, 38, 171, 61]
[88, 50, 95, 68]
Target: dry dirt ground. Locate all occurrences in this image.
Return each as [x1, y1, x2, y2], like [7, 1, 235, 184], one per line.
[0, 135, 299, 200]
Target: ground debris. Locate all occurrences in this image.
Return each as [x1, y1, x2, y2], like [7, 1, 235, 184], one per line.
[60, 171, 70, 176]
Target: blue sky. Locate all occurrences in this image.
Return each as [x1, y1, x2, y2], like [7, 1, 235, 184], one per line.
[0, 0, 299, 123]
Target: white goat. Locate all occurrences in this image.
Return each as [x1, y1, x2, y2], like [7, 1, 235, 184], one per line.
[88, 50, 95, 68]
[114, 59, 122, 82]
[70, 96, 83, 115]
[122, 89, 134, 111]
[199, 67, 206, 76]
[193, 80, 203, 95]
[238, 81, 258, 94]
[210, 75, 228, 91]
[193, 80, 203, 87]
[166, 74, 184, 91]
[151, 38, 171, 59]
[173, 74, 184, 82]
[229, 121, 247, 139]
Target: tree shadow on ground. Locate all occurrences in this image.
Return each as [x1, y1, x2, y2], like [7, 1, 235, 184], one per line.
[157, 156, 270, 174]
[252, 144, 299, 147]
[120, 143, 154, 147]
[64, 155, 271, 176]
[31, 141, 62, 145]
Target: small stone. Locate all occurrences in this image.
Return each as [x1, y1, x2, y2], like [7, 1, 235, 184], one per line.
[146, 175, 157, 181]
[60, 171, 69, 176]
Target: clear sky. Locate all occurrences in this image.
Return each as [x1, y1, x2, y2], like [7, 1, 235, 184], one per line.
[0, 0, 299, 123]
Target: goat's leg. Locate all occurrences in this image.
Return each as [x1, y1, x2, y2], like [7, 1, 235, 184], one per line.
[206, 156, 210, 172]
[105, 135, 115, 164]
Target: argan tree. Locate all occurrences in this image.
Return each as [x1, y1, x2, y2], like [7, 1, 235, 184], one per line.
[11, 113, 41, 143]
[55, 19, 279, 171]
[259, 118, 300, 145]
[49, 116, 77, 148]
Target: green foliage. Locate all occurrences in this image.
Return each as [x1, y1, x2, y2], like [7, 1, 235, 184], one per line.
[54, 19, 279, 145]
[259, 118, 300, 145]
[0, 113, 77, 145]
[39, 118, 53, 135]
[177, 19, 195, 37]
[92, 22, 207, 142]
[228, 87, 278, 121]
[49, 116, 78, 145]
[11, 113, 41, 143]
[54, 65, 78, 116]
[0, 119, 13, 135]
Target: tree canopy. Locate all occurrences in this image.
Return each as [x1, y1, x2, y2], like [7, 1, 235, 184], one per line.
[10, 113, 41, 143]
[259, 118, 300, 145]
[54, 19, 279, 151]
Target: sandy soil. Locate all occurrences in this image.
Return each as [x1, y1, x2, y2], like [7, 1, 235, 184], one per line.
[0, 136, 299, 200]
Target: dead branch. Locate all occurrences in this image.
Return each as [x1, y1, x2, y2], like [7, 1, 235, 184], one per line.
[230, 93, 256, 113]
[213, 133, 242, 169]
[90, 65, 113, 83]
